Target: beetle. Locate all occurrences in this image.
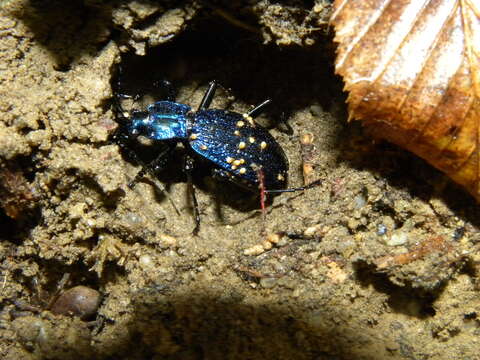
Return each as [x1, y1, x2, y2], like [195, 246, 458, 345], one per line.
[113, 80, 320, 234]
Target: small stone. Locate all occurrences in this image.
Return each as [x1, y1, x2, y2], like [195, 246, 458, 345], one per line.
[266, 232, 281, 244]
[354, 193, 367, 209]
[262, 240, 273, 250]
[50, 286, 101, 320]
[377, 224, 387, 236]
[139, 254, 154, 269]
[244, 245, 265, 256]
[260, 277, 278, 289]
[387, 232, 408, 246]
[159, 234, 177, 247]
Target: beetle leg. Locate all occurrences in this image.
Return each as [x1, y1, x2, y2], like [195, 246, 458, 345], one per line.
[247, 99, 272, 119]
[115, 62, 176, 108]
[111, 126, 138, 163]
[113, 136, 180, 214]
[255, 168, 268, 235]
[198, 81, 218, 110]
[112, 90, 132, 123]
[127, 143, 176, 188]
[113, 63, 137, 119]
[184, 155, 201, 235]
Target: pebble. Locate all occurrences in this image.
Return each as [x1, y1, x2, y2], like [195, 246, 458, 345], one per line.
[387, 232, 408, 246]
[50, 286, 101, 320]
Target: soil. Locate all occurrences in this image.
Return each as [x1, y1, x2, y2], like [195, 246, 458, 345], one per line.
[0, 1, 479, 359]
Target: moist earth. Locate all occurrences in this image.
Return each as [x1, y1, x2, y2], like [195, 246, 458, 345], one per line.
[0, 1, 479, 359]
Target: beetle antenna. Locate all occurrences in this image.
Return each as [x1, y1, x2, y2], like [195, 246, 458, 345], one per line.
[264, 179, 322, 193]
[198, 81, 218, 110]
[247, 99, 272, 119]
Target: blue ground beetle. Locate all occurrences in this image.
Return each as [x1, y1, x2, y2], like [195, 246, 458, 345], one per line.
[113, 81, 320, 234]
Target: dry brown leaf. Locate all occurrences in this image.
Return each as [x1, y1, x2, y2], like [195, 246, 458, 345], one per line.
[331, 0, 480, 200]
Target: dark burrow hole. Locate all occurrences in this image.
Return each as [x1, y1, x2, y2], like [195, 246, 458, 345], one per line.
[19, 259, 102, 306]
[354, 261, 437, 319]
[0, 211, 19, 243]
[112, 16, 339, 212]
[115, 13, 338, 123]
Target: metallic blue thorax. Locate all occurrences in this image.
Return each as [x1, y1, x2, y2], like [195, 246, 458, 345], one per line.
[129, 101, 190, 140]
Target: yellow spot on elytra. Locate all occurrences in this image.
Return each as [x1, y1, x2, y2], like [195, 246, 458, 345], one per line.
[226, 157, 233, 164]
[236, 121, 245, 128]
[238, 142, 246, 150]
[277, 174, 285, 181]
[249, 137, 255, 143]
[260, 141, 267, 150]
[190, 134, 198, 140]
[233, 160, 241, 166]
[200, 145, 207, 150]
[242, 113, 254, 125]
[234, 130, 241, 136]
[239, 158, 245, 164]
[239, 167, 246, 174]
[231, 165, 237, 170]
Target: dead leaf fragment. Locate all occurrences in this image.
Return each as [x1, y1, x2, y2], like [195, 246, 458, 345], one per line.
[331, 0, 480, 200]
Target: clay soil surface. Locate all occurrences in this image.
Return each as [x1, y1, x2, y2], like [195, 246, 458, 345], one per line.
[0, 1, 479, 359]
